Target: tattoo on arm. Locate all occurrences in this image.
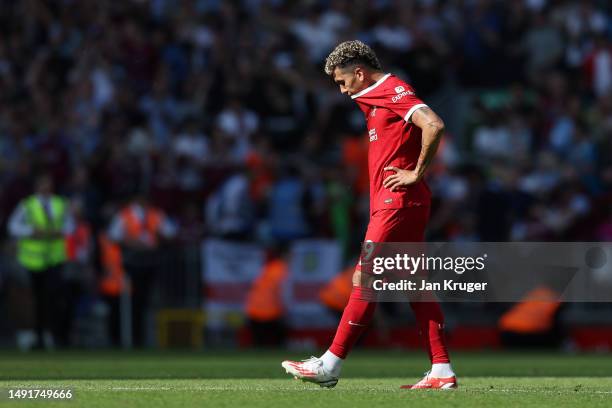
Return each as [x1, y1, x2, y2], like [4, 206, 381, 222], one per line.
[411, 107, 445, 179]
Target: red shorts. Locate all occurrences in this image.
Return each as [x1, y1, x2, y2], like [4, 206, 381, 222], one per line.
[357, 206, 430, 274]
[364, 206, 430, 243]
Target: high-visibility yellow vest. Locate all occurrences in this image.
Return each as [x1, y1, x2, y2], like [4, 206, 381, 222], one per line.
[17, 195, 68, 271]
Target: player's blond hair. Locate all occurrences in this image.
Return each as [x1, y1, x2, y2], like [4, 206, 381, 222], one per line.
[324, 40, 382, 76]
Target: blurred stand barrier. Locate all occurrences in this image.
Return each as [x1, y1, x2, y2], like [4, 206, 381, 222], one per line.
[4, 237, 612, 351]
[1, 239, 204, 350]
[200, 238, 341, 348]
[115, 243, 203, 349]
[0, 244, 35, 349]
[157, 308, 205, 349]
[201, 239, 264, 348]
[157, 243, 202, 308]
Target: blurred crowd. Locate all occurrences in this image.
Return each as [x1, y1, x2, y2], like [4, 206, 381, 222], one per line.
[0, 0, 612, 266]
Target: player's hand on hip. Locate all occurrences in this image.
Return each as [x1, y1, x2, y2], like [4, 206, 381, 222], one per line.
[383, 166, 420, 191]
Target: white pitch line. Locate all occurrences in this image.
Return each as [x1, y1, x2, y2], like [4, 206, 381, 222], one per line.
[77, 386, 612, 395]
[483, 389, 612, 395]
[81, 386, 332, 392]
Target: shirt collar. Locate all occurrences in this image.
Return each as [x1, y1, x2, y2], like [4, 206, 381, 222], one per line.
[351, 73, 391, 99]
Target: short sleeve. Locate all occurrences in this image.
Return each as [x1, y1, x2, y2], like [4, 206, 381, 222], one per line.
[384, 88, 428, 123]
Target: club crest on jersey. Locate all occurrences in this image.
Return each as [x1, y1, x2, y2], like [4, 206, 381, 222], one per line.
[368, 128, 378, 142]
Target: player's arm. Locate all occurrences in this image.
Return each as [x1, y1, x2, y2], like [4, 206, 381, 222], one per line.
[383, 106, 445, 191]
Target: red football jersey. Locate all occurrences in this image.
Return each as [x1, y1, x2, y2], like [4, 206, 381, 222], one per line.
[352, 73, 431, 213]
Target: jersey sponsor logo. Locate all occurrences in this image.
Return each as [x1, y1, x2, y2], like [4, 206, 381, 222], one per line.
[368, 128, 378, 142]
[391, 90, 415, 103]
[370, 106, 377, 117]
[384, 198, 393, 204]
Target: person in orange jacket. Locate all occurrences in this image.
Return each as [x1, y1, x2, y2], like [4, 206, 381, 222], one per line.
[245, 246, 289, 347]
[320, 265, 354, 318]
[499, 286, 564, 348]
[98, 232, 126, 347]
[107, 194, 177, 347]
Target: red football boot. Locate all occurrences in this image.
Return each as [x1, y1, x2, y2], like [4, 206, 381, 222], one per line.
[400, 371, 457, 390]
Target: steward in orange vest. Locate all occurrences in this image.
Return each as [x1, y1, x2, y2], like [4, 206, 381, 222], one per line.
[98, 233, 126, 347]
[499, 286, 564, 348]
[319, 265, 354, 316]
[245, 254, 288, 346]
[107, 195, 177, 347]
[98, 233, 126, 297]
[107, 196, 177, 267]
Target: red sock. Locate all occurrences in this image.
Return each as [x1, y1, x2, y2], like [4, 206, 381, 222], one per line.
[410, 301, 450, 364]
[329, 286, 377, 359]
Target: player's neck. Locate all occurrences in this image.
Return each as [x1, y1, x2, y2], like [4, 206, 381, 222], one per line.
[369, 71, 387, 85]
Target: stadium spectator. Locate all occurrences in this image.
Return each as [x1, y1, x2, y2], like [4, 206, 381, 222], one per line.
[266, 164, 319, 241]
[0, 0, 610, 349]
[205, 169, 255, 240]
[0, 0, 608, 248]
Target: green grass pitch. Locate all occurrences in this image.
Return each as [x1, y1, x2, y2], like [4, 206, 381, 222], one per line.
[1, 350, 611, 407]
